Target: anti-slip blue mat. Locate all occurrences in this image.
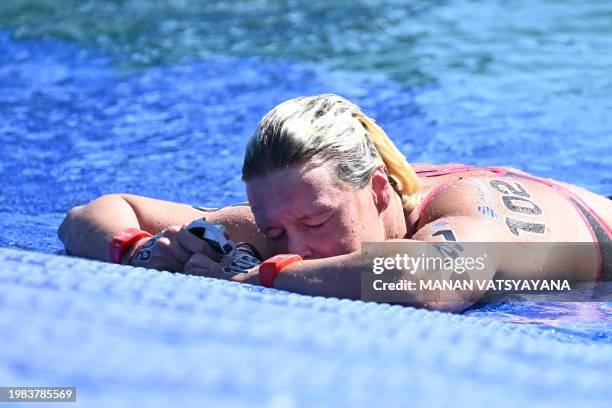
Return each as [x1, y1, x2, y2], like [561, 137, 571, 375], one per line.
[1, 247, 610, 407]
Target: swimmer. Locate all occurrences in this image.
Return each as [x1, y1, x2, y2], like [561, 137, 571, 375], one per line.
[58, 94, 612, 311]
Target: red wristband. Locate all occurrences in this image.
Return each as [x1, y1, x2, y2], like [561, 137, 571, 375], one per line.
[259, 254, 303, 288]
[109, 228, 153, 264]
[126, 236, 155, 265]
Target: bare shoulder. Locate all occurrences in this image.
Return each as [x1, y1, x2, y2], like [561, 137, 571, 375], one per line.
[413, 177, 508, 243]
[418, 177, 499, 226]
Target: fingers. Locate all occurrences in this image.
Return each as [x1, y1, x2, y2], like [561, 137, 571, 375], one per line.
[130, 224, 226, 273]
[131, 226, 190, 272]
[184, 253, 222, 277]
[158, 226, 192, 265]
[184, 252, 214, 270]
[177, 225, 222, 262]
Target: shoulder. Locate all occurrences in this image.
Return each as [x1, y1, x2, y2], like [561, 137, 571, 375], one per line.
[418, 177, 497, 225]
[414, 177, 509, 242]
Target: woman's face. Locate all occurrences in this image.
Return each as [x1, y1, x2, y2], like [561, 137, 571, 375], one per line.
[246, 163, 387, 259]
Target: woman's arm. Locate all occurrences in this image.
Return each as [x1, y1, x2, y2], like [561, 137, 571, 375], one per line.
[268, 216, 502, 310]
[59, 194, 144, 261]
[58, 194, 272, 262]
[188, 215, 504, 311]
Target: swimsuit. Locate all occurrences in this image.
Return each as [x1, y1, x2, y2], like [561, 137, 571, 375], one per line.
[415, 165, 612, 281]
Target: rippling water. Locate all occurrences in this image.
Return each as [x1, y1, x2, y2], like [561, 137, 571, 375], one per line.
[0, 0, 611, 343]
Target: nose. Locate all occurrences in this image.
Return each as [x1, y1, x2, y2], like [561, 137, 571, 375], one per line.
[286, 234, 313, 260]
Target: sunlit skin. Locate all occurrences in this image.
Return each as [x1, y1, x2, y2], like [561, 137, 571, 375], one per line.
[58, 159, 612, 310]
[246, 162, 408, 260]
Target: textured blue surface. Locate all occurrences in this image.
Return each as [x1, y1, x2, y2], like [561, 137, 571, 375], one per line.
[1, 247, 611, 407]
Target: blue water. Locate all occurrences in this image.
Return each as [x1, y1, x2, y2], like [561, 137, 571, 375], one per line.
[1, 0, 611, 345]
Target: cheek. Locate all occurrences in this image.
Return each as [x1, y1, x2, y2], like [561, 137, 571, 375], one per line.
[354, 189, 383, 235]
[335, 194, 383, 249]
[316, 207, 365, 256]
[334, 224, 363, 253]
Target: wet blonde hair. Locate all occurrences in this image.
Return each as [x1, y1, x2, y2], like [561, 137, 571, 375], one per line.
[242, 94, 421, 212]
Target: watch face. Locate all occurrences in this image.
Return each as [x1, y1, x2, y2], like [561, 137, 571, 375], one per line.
[223, 251, 261, 275]
[188, 226, 206, 239]
[186, 219, 235, 255]
[222, 243, 234, 255]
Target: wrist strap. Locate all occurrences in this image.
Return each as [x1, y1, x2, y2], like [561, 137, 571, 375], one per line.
[259, 254, 303, 288]
[109, 228, 152, 264]
[126, 235, 157, 265]
[235, 242, 263, 261]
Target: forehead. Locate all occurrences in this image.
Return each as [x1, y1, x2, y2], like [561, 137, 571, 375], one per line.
[246, 164, 344, 223]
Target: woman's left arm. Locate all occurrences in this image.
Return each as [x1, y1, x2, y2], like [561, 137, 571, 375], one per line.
[59, 193, 274, 262]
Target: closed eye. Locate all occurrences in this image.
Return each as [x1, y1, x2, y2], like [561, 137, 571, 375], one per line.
[267, 230, 285, 241]
[303, 210, 333, 229]
[305, 221, 325, 229]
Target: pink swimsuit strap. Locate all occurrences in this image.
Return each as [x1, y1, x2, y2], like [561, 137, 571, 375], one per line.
[415, 164, 509, 178]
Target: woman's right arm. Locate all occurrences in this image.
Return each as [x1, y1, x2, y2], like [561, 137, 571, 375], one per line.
[58, 194, 272, 264]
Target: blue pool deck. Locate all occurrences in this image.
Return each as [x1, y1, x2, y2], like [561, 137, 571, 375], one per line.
[1, 247, 610, 407]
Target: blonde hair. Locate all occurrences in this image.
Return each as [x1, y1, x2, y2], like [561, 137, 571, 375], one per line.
[242, 94, 422, 212]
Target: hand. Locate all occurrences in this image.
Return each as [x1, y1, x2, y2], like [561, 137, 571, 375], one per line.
[184, 252, 261, 285]
[127, 225, 221, 272]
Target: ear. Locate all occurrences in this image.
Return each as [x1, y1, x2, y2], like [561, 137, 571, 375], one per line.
[369, 166, 392, 213]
